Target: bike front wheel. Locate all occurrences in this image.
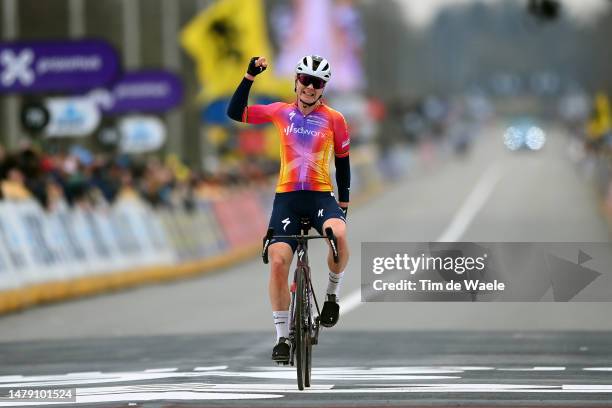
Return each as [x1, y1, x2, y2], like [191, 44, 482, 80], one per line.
[304, 320, 312, 387]
[295, 266, 309, 391]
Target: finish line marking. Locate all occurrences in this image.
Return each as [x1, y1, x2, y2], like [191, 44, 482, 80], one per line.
[3, 382, 612, 406]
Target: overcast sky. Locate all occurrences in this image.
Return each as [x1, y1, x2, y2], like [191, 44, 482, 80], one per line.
[396, 0, 612, 28]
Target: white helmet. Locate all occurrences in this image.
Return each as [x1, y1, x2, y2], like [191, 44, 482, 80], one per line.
[295, 55, 331, 82]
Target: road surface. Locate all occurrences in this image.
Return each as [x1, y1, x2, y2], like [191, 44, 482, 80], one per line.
[0, 121, 610, 407]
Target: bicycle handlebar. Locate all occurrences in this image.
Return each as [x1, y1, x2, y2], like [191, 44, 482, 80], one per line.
[261, 227, 339, 264]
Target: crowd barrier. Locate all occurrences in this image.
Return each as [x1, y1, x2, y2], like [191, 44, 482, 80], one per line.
[568, 131, 612, 230]
[0, 147, 384, 315]
[592, 154, 612, 226]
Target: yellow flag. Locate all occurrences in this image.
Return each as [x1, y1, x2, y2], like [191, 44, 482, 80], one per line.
[587, 92, 611, 140]
[180, 0, 292, 103]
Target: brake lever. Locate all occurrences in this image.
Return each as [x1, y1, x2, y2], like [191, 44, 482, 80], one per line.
[324, 227, 339, 264]
[262, 228, 274, 264]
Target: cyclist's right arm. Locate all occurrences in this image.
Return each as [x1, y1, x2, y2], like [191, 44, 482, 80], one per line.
[227, 75, 255, 122]
[227, 56, 276, 124]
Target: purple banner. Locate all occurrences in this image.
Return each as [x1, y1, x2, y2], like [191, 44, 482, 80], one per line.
[0, 40, 120, 94]
[103, 71, 183, 114]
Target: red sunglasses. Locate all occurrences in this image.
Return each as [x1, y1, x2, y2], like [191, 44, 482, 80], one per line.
[296, 74, 326, 89]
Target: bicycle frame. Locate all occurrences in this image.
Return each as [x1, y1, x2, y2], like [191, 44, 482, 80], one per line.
[290, 230, 321, 350]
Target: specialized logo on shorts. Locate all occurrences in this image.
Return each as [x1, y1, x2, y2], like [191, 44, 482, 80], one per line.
[318, 209, 324, 217]
[1, 49, 35, 86]
[281, 218, 291, 231]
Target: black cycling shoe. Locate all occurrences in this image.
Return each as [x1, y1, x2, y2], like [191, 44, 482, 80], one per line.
[320, 294, 340, 327]
[271, 337, 291, 363]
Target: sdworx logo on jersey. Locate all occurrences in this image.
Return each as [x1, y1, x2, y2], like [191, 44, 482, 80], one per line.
[283, 123, 323, 138]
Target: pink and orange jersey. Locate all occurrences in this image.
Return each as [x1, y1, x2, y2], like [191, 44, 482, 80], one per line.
[243, 102, 350, 193]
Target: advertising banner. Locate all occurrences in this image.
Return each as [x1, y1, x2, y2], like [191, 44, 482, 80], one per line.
[0, 40, 119, 93]
[45, 97, 101, 137]
[0, 245, 14, 290]
[0, 205, 29, 272]
[196, 200, 227, 255]
[118, 116, 166, 153]
[45, 209, 86, 278]
[213, 192, 267, 248]
[112, 201, 173, 266]
[101, 71, 183, 114]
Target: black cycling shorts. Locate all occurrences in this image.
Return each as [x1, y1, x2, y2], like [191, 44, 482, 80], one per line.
[268, 190, 346, 252]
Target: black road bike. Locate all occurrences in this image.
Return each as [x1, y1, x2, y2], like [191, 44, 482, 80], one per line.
[262, 217, 339, 391]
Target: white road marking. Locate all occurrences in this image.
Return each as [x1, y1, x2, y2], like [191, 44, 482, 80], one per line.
[435, 164, 502, 242]
[563, 385, 612, 391]
[583, 367, 612, 371]
[532, 367, 566, 371]
[4, 381, 612, 406]
[0, 391, 282, 406]
[66, 372, 102, 376]
[251, 366, 486, 374]
[210, 372, 459, 381]
[1, 366, 612, 406]
[498, 367, 566, 371]
[341, 164, 503, 315]
[0, 371, 222, 388]
[339, 290, 362, 316]
[194, 366, 229, 371]
[143, 368, 178, 373]
[0, 376, 23, 382]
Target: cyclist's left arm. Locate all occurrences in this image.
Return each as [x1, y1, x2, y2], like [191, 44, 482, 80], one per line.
[333, 112, 351, 214]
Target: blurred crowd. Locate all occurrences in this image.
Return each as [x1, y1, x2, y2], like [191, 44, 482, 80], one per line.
[0, 143, 279, 211]
[561, 91, 612, 219]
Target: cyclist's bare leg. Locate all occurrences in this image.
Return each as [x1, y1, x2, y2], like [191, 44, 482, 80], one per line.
[268, 242, 294, 311]
[319, 217, 346, 327]
[269, 242, 294, 361]
[323, 218, 349, 273]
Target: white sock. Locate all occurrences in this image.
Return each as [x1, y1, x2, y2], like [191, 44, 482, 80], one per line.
[272, 311, 289, 340]
[326, 271, 344, 297]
